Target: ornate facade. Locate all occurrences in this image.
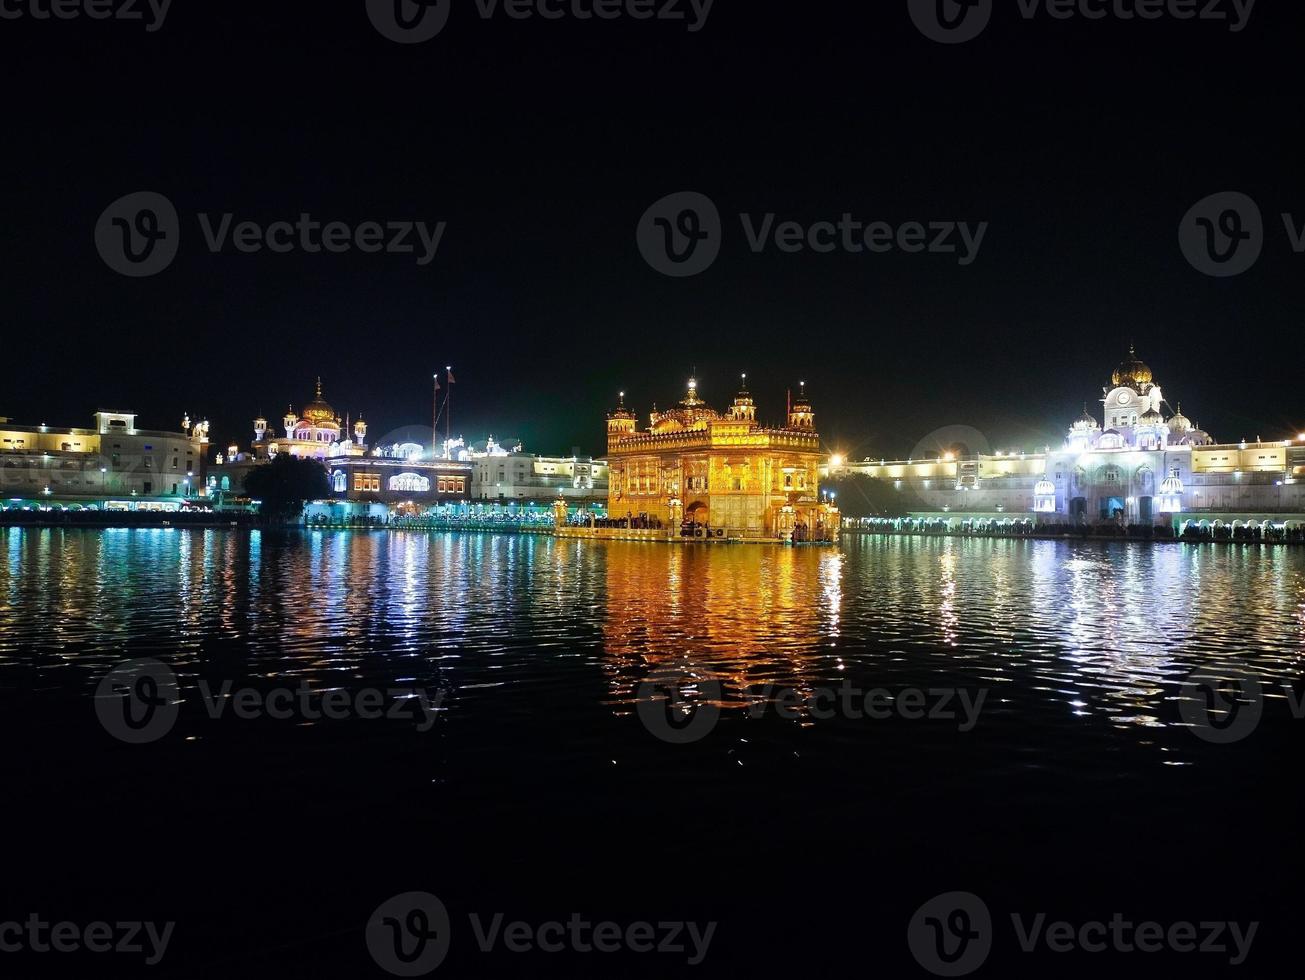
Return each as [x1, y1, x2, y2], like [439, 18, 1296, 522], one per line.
[213, 378, 472, 512]
[827, 348, 1305, 524]
[237, 378, 369, 463]
[606, 377, 836, 539]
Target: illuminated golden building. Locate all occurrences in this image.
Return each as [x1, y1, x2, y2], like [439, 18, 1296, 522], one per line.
[605, 377, 836, 540]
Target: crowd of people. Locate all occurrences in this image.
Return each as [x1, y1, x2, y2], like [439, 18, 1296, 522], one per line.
[846, 516, 1305, 545]
[1179, 521, 1305, 544]
[790, 520, 833, 543]
[591, 515, 664, 530]
[305, 511, 558, 531]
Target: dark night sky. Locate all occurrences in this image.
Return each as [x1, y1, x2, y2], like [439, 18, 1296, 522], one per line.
[2, 0, 1301, 459]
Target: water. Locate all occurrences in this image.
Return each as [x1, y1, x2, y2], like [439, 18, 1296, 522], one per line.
[1, 528, 1302, 977]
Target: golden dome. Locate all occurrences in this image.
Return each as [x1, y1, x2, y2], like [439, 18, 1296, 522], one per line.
[1111, 346, 1153, 389]
[300, 377, 337, 425]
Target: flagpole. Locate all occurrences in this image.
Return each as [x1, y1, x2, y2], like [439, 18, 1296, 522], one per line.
[433, 373, 440, 459]
[446, 365, 453, 459]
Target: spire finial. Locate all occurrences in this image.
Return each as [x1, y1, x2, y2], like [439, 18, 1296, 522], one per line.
[315, 376, 323, 398]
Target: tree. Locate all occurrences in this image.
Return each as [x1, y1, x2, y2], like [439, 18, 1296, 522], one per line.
[243, 456, 331, 521]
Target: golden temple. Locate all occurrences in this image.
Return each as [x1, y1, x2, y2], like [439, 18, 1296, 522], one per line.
[603, 376, 837, 541]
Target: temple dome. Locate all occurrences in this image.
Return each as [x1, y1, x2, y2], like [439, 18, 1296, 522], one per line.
[607, 390, 635, 421]
[1139, 408, 1164, 425]
[1034, 479, 1056, 496]
[1071, 406, 1100, 431]
[1112, 346, 1154, 389]
[651, 378, 719, 432]
[1160, 474, 1185, 496]
[301, 378, 337, 425]
[1169, 406, 1193, 433]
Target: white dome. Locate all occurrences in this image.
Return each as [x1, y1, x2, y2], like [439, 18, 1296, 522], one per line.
[1034, 479, 1056, 496]
[1169, 407, 1193, 432]
[1160, 475, 1185, 495]
[1070, 408, 1100, 431]
[1139, 409, 1164, 425]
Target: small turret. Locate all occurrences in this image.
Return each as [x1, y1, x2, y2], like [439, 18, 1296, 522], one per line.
[727, 373, 757, 424]
[283, 405, 298, 437]
[254, 415, 268, 442]
[681, 377, 704, 407]
[607, 391, 636, 448]
[354, 415, 368, 447]
[788, 381, 815, 430]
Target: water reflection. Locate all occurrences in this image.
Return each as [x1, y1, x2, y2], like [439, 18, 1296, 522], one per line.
[601, 544, 845, 720]
[1, 528, 1303, 758]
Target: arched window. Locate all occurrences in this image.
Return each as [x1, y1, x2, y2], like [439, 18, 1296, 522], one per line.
[1135, 466, 1155, 496]
[389, 473, 430, 493]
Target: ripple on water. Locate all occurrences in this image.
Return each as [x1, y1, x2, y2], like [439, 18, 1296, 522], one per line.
[1, 528, 1302, 764]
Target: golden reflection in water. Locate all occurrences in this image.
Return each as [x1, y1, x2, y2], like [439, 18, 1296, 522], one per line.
[602, 543, 845, 721]
[2, 528, 1304, 752]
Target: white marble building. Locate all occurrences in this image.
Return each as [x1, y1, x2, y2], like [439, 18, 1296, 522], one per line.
[825, 349, 1305, 524]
